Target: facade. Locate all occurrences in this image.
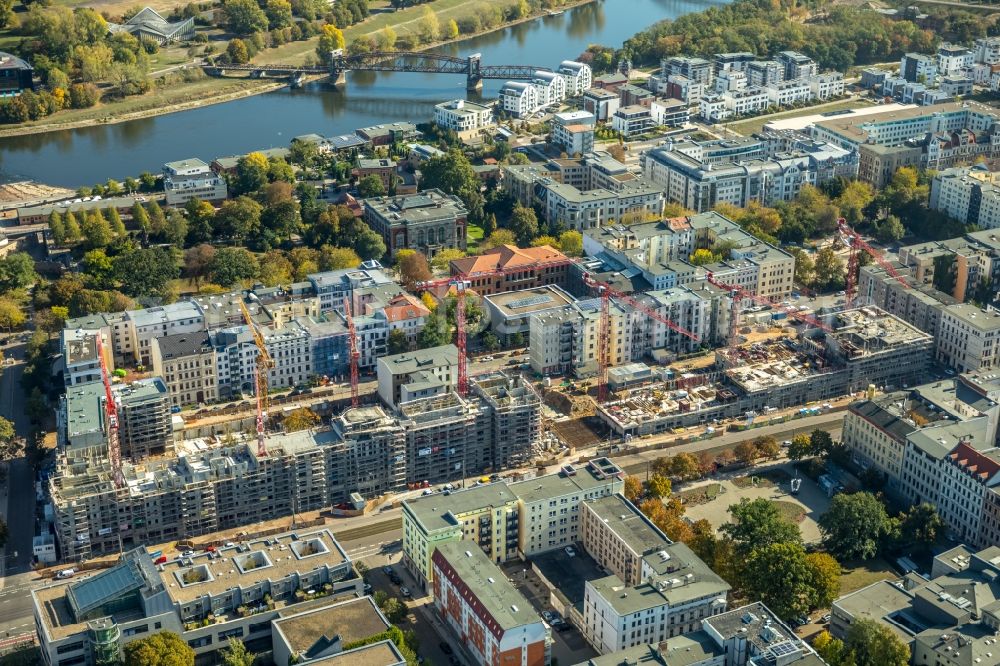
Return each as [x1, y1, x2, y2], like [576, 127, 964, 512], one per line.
[33, 530, 358, 666]
[433, 99, 494, 136]
[485, 285, 577, 345]
[901, 52, 939, 84]
[776, 51, 817, 80]
[354, 158, 397, 192]
[558, 60, 593, 95]
[432, 543, 549, 666]
[150, 332, 218, 408]
[116, 378, 172, 460]
[450, 245, 570, 297]
[376, 345, 458, 409]
[612, 106, 654, 138]
[363, 190, 468, 258]
[936, 303, 1000, 373]
[500, 82, 539, 118]
[401, 458, 624, 589]
[938, 43, 974, 77]
[582, 88, 619, 121]
[930, 165, 1000, 230]
[162, 158, 228, 206]
[552, 110, 596, 156]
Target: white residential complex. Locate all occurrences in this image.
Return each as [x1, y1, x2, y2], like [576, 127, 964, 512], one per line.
[162, 158, 228, 206]
[433, 99, 494, 135]
[930, 165, 1000, 230]
[499, 61, 592, 118]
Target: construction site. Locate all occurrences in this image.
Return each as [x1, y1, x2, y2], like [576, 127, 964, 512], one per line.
[48, 371, 542, 561]
[597, 306, 935, 436]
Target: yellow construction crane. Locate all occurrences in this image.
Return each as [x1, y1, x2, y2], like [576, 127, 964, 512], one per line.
[240, 299, 274, 457]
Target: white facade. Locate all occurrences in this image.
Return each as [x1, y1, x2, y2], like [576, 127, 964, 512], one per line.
[938, 43, 974, 77]
[765, 79, 812, 107]
[500, 81, 539, 118]
[558, 60, 593, 95]
[612, 106, 654, 138]
[433, 99, 494, 134]
[809, 72, 845, 100]
[976, 37, 1000, 65]
[700, 95, 731, 123]
[723, 88, 769, 116]
[264, 320, 312, 389]
[552, 110, 596, 156]
[929, 166, 1000, 230]
[713, 69, 746, 94]
[937, 304, 1000, 373]
[162, 158, 228, 206]
[532, 70, 567, 108]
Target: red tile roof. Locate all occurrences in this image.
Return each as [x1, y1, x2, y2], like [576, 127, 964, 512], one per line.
[382, 293, 430, 323]
[450, 244, 568, 276]
[949, 442, 1000, 482]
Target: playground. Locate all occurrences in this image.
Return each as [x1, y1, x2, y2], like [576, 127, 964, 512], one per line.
[678, 461, 832, 543]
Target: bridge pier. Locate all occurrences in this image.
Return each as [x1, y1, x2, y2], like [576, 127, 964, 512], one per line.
[329, 70, 347, 88]
[466, 75, 483, 93]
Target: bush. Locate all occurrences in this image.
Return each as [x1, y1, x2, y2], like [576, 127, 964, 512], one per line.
[69, 83, 101, 109]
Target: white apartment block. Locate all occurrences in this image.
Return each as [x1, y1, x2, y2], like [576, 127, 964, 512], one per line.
[162, 158, 228, 206]
[713, 69, 746, 94]
[532, 70, 567, 108]
[500, 81, 539, 118]
[723, 88, 769, 116]
[433, 99, 494, 134]
[541, 179, 665, 231]
[700, 95, 731, 123]
[930, 165, 1000, 230]
[122, 301, 206, 366]
[937, 303, 1000, 373]
[938, 442, 1000, 546]
[809, 72, 845, 100]
[552, 110, 596, 156]
[976, 37, 1000, 65]
[938, 43, 974, 77]
[558, 60, 593, 95]
[765, 79, 812, 107]
[264, 319, 311, 390]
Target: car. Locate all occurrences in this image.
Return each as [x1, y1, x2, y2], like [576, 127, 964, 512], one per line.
[389, 573, 402, 585]
[836, 290, 846, 296]
[400, 586, 411, 598]
[821, 614, 831, 623]
[421, 489, 434, 496]
[781, 440, 791, 448]
[363, 583, 372, 594]
[795, 616, 808, 627]
[382, 565, 394, 575]
[180, 550, 195, 558]
[55, 568, 76, 579]
[439, 642, 453, 656]
[542, 611, 555, 623]
[564, 546, 576, 557]
[481, 355, 493, 362]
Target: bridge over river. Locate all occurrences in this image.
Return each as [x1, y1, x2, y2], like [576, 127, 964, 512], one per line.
[205, 51, 550, 91]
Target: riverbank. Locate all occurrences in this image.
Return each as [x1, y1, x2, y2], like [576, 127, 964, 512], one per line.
[0, 0, 598, 138]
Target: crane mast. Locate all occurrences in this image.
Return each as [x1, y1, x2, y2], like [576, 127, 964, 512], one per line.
[239, 300, 274, 457]
[343, 297, 360, 408]
[96, 335, 124, 488]
[838, 218, 910, 308]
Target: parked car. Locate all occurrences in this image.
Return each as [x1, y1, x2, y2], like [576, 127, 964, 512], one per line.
[821, 614, 831, 623]
[564, 546, 576, 557]
[439, 642, 453, 656]
[400, 586, 411, 598]
[180, 550, 195, 558]
[542, 611, 555, 623]
[389, 573, 402, 585]
[55, 568, 76, 579]
[382, 565, 394, 575]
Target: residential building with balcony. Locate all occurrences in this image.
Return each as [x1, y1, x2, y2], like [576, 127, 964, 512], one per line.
[150, 332, 217, 407]
[162, 158, 228, 206]
[433, 99, 494, 136]
[558, 60, 593, 95]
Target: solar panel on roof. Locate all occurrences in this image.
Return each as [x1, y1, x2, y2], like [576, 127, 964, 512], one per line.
[769, 642, 799, 657]
[507, 295, 554, 309]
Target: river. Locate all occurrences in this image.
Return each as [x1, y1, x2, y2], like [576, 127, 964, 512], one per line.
[0, 0, 721, 187]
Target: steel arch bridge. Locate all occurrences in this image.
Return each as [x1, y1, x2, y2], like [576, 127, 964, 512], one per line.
[204, 51, 551, 90]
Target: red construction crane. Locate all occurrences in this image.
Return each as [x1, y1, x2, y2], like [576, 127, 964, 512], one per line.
[838, 218, 910, 308]
[240, 300, 273, 457]
[95, 335, 124, 488]
[580, 273, 700, 403]
[415, 256, 577, 397]
[343, 297, 360, 408]
[704, 274, 832, 336]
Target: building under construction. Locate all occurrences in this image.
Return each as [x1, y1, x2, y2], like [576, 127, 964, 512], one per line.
[50, 372, 541, 561]
[598, 306, 934, 436]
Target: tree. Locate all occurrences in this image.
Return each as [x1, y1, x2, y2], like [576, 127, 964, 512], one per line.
[431, 248, 466, 272]
[813, 247, 845, 292]
[733, 441, 758, 467]
[48, 210, 66, 245]
[317, 24, 345, 62]
[216, 196, 263, 242]
[184, 243, 215, 287]
[161, 209, 189, 246]
[689, 248, 722, 266]
[420, 149, 484, 222]
[123, 631, 194, 666]
[83, 249, 115, 288]
[322, 246, 362, 270]
[558, 230, 583, 257]
[376, 25, 397, 50]
[210, 247, 260, 287]
[721, 498, 801, 559]
[220, 638, 255, 666]
[0, 253, 36, 292]
[258, 250, 294, 286]
[130, 204, 149, 239]
[810, 429, 834, 457]
[387, 328, 409, 355]
[113, 248, 179, 298]
[223, 0, 268, 35]
[743, 542, 819, 621]
[646, 474, 672, 499]
[806, 552, 842, 609]
[754, 435, 780, 460]
[819, 492, 895, 561]
[184, 198, 216, 244]
[417, 312, 449, 348]
[444, 18, 458, 39]
[876, 214, 905, 244]
[64, 211, 82, 242]
[623, 475, 642, 502]
[265, 0, 293, 27]
[417, 6, 439, 43]
[106, 207, 126, 238]
[358, 174, 386, 198]
[790, 248, 815, 286]
[897, 502, 945, 549]
[80, 211, 113, 250]
[669, 452, 702, 480]
[236, 151, 270, 195]
[484, 229, 516, 249]
[397, 250, 432, 289]
[0, 417, 15, 445]
[379, 596, 408, 623]
[509, 205, 538, 246]
[284, 407, 319, 432]
[787, 433, 814, 460]
[226, 38, 250, 64]
[481, 331, 500, 352]
[845, 618, 910, 666]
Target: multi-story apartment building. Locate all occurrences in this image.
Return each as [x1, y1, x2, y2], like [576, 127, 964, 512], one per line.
[937, 43, 974, 77]
[540, 178, 666, 231]
[306, 263, 395, 315]
[162, 158, 228, 206]
[533, 70, 567, 108]
[558, 60, 593, 95]
[116, 378, 172, 460]
[327, 405, 406, 503]
[661, 57, 713, 85]
[582, 88, 619, 121]
[528, 298, 641, 377]
[611, 106, 654, 138]
[765, 79, 812, 107]
[61, 328, 106, 388]
[581, 500, 729, 653]
[377, 345, 458, 409]
[33, 530, 359, 666]
[501, 81, 539, 118]
[552, 110, 596, 156]
[363, 189, 468, 258]
[119, 301, 206, 366]
[745, 60, 783, 87]
[936, 303, 1000, 373]
[432, 543, 550, 666]
[433, 99, 494, 135]
[722, 87, 770, 116]
[938, 442, 1000, 546]
[776, 51, 817, 80]
[809, 72, 845, 100]
[401, 458, 624, 589]
[900, 52, 939, 84]
[264, 319, 311, 390]
[930, 165, 1000, 230]
[150, 332, 218, 407]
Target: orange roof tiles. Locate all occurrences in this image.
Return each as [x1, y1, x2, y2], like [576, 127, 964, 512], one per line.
[450, 245, 568, 276]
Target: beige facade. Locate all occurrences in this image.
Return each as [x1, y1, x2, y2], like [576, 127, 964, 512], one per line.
[150, 332, 217, 407]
